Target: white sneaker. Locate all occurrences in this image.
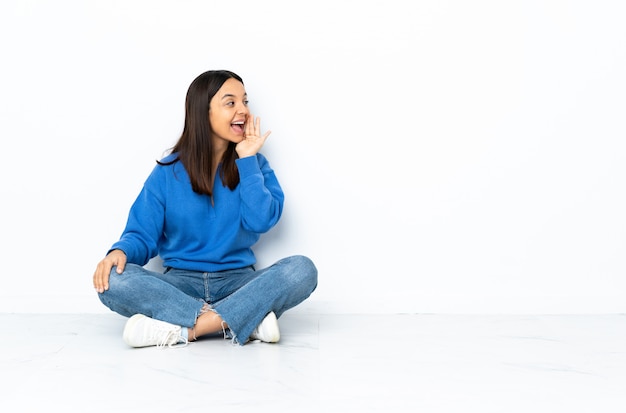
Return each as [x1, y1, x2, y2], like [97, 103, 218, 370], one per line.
[123, 314, 188, 348]
[250, 311, 280, 343]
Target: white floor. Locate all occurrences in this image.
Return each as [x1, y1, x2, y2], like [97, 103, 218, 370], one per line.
[3, 311, 626, 412]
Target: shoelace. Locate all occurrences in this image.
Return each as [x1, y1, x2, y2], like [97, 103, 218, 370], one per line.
[154, 328, 189, 349]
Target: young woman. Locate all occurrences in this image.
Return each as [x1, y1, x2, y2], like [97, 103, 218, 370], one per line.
[92, 70, 317, 348]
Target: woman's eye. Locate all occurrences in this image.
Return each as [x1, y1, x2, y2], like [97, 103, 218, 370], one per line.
[243, 100, 249, 105]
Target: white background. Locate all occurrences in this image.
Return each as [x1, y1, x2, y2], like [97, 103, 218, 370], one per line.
[1, 0, 624, 314]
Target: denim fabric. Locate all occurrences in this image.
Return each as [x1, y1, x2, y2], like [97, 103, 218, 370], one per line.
[98, 255, 317, 345]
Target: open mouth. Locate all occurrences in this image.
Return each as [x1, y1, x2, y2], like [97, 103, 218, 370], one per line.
[231, 121, 244, 133]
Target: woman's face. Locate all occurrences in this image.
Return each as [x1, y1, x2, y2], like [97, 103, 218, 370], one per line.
[209, 78, 249, 145]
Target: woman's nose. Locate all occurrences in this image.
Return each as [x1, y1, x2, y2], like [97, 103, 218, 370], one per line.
[236, 103, 249, 115]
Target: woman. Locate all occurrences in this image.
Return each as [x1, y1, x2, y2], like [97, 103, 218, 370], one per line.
[93, 70, 318, 348]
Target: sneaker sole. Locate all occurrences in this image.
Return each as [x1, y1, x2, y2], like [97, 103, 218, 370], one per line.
[123, 314, 147, 347]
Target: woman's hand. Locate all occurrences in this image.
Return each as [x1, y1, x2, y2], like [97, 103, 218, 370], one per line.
[93, 249, 127, 293]
[236, 114, 271, 158]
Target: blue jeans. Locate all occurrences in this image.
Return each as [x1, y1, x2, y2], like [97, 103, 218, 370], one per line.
[98, 255, 317, 345]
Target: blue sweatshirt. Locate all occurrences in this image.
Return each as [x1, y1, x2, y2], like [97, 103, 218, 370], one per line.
[110, 152, 284, 272]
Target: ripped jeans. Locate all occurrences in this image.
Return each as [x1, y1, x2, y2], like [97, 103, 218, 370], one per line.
[98, 255, 318, 345]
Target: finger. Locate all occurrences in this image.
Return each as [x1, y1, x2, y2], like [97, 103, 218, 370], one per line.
[93, 264, 109, 293]
[245, 114, 256, 137]
[254, 116, 261, 134]
[115, 255, 127, 274]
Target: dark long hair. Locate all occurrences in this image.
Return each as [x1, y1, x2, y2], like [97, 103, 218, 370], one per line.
[159, 70, 243, 196]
